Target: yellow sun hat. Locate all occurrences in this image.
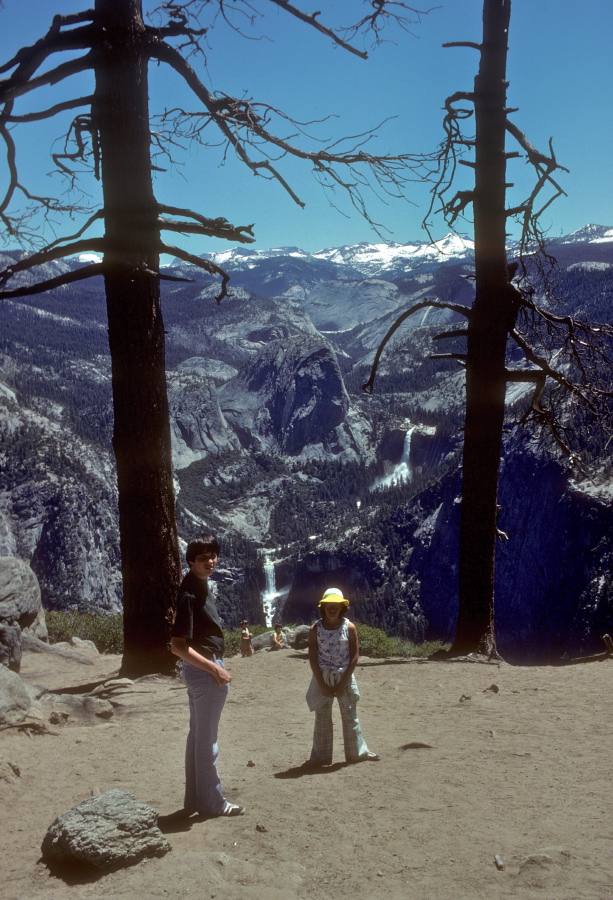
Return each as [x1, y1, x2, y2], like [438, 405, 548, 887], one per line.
[318, 587, 349, 608]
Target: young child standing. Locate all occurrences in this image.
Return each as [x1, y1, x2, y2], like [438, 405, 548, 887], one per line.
[240, 620, 254, 657]
[305, 587, 380, 766]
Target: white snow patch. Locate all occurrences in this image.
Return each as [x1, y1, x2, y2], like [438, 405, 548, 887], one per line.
[76, 252, 103, 264]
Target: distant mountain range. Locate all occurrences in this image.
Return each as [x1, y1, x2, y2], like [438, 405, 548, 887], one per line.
[195, 223, 613, 279]
[1, 225, 612, 661]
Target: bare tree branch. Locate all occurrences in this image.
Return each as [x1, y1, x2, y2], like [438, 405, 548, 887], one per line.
[429, 352, 467, 365]
[432, 328, 468, 341]
[0, 17, 95, 79]
[264, 0, 368, 59]
[509, 327, 612, 415]
[0, 238, 106, 285]
[341, 1, 434, 44]
[149, 37, 429, 235]
[2, 96, 93, 123]
[42, 210, 105, 252]
[157, 204, 255, 243]
[363, 299, 471, 393]
[0, 53, 94, 106]
[159, 241, 231, 302]
[443, 41, 481, 51]
[150, 0, 432, 57]
[0, 261, 105, 299]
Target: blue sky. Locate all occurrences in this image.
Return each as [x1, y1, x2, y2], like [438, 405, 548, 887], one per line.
[1, 0, 612, 255]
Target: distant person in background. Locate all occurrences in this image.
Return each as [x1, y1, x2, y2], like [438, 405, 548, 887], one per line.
[304, 587, 380, 767]
[270, 622, 290, 650]
[240, 620, 254, 657]
[170, 534, 245, 818]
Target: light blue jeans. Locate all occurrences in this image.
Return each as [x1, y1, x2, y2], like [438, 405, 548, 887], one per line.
[182, 658, 229, 815]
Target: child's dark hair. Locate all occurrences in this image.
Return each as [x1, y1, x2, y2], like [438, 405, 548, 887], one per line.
[186, 533, 220, 563]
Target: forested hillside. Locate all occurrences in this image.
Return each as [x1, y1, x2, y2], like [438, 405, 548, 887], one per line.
[1, 230, 612, 654]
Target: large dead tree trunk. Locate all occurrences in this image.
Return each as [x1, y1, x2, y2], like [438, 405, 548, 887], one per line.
[452, 0, 515, 657]
[93, 0, 181, 676]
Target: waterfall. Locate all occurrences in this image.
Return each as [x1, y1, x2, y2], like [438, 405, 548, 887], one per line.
[370, 427, 414, 491]
[260, 549, 284, 627]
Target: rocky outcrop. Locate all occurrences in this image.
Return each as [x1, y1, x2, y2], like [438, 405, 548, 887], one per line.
[392, 437, 613, 662]
[0, 557, 47, 671]
[20, 633, 95, 664]
[1, 664, 115, 727]
[219, 335, 350, 455]
[41, 789, 170, 869]
[300, 278, 404, 332]
[175, 356, 238, 383]
[0, 396, 122, 612]
[163, 282, 320, 365]
[0, 556, 45, 634]
[168, 374, 242, 469]
[0, 663, 31, 725]
[0, 624, 21, 671]
[29, 479, 121, 612]
[28, 688, 114, 726]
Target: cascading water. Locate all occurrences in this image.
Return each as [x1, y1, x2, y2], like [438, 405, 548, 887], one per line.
[370, 426, 414, 491]
[260, 549, 284, 626]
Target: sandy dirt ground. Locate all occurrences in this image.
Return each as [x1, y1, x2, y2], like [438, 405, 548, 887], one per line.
[1, 645, 612, 900]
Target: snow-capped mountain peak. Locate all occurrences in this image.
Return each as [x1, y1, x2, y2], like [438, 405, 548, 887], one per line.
[313, 233, 474, 276]
[559, 224, 613, 244]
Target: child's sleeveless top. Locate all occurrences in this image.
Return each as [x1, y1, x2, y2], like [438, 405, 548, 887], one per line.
[316, 618, 350, 671]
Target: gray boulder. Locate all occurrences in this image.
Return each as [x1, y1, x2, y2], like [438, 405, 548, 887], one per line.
[20, 632, 94, 665]
[285, 625, 310, 649]
[70, 636, 99, 654]
[0, 663, 31, 725]
[39, 692, 114, 726]
[0, 556, 44, 633]
[21, 681, 113, 727]
[251, 624, 309, 652]
[251, 630, 277, 651]
[41, 789, 170, 869]
[23, 605, 49, 642]
[0, 623, 22, 671]
[0, 557, 48, 672]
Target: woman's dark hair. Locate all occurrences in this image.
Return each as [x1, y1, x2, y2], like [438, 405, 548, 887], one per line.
[186, 533, 220, 563]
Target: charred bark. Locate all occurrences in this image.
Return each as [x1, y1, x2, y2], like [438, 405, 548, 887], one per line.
[92, 0, 181, 676]
[451, 0, 515, 657]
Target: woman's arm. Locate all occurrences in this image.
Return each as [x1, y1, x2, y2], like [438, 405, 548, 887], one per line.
[308, 623, 335, 697]
[170, 637, 231, 686]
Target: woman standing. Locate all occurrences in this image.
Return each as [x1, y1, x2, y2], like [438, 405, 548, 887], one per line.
[170, 534, 245, 817]
[305, 587, 380, 767]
